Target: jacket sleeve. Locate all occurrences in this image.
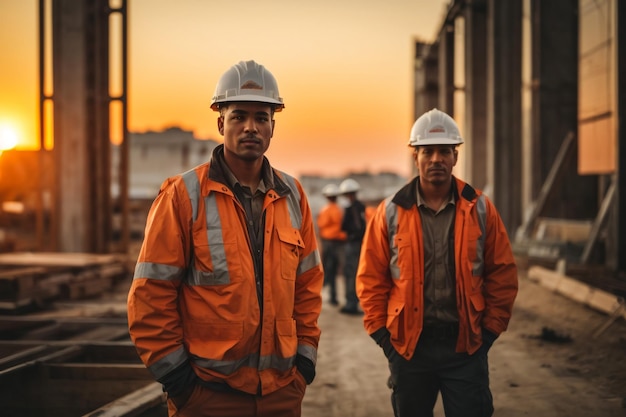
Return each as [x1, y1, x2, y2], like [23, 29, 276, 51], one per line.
[356, 201, 393, 336]
[127, 177, 193, 383]
[481, 197, 519, 335]
[293, 181, 324, 363]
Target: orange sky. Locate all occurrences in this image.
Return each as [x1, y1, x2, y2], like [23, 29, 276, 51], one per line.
[0, 0, 449, 178]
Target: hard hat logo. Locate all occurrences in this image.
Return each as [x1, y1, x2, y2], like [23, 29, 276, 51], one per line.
[240, 80, 263, 90]
[211, 60, 285, 112]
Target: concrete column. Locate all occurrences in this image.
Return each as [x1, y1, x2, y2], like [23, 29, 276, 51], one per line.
[52, 0, 111, 252]
[438, 27, 455, 114]
[487, 0, 523, 234]
[614, 0, 625, 274]
[464, 0, 488, 189]
[533, 0, 597, 220]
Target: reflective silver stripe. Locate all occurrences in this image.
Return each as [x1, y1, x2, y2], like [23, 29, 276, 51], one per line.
[194, 352, 295, 375]
[297, 249, 321, 276]
[297, 343, 318, 366]
[181, 170, 233, 286]
[473, 195, 487, 276]
[134, 262, 185, 281]
[188, 268, 230, 286]
[200, 193, 232, 285]
[279, 172, 303, 229]
[181, 169, 200, 221]
[384, 197, 401, 280]
[148, 345, 189, 379]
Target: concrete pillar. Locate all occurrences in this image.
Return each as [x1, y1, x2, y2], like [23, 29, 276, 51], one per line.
[438, 27, 455, 114]
[486, 0, 523, 234]
[533, 0, 597, 220]
[614, 0, 625, 274]
[464, 0, 488, 189]
[51, 0, 111, 252]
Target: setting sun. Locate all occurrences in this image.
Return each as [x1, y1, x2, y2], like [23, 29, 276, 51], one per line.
[0, 124, 19, 151]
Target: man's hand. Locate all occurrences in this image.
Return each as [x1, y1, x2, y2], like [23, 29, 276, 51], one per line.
[296, 354, 316, 384]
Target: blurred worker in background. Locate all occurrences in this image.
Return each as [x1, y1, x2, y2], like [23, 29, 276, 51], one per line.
[317, 183, 347, 306]
[357, 108, 518, 417]
[339, 178, 367, 315]
[127, 60, 324, 417]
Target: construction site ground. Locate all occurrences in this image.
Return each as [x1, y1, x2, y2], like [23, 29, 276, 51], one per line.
[302, 267, 626, 417]
[4, 256, 626, 416]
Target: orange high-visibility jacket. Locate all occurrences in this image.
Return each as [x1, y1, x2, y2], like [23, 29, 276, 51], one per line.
[127, 158, 323, 395]
[356, 176, 518, 358]
[317, 202, 347, 241]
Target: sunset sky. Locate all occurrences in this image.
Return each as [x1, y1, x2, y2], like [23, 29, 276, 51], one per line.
[0, 0, 449, 178]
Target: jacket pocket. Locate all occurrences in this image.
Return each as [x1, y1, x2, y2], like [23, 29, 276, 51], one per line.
[275, 318, 298, 358]
[184, 320, 243, 359]
[386, 298, 406, 344]
[469, 292, 485, 335]
[467, 228, 485, 279]
[277, 227, 305, 280]
[393, 232, 415, 279]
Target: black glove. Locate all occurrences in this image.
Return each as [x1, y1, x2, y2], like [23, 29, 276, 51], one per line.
[481, 328, 498, 353]
[296, 354, 316, 384]
[371, 328, 398, 361]
[160, 361, 198, 408]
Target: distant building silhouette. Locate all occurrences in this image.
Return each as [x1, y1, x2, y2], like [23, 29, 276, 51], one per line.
[111, 127, 219, 200]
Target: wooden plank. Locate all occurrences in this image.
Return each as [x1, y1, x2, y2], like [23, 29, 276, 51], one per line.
[65, 325, 129, 342]
[0, 252, 125, 268]
[82, 382, 165, 417]
[0, 345, 50, 370]
[46, 363, 152, 380]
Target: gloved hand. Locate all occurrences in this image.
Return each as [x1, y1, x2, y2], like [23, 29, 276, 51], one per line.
[371, 328, 399, 361]
[160, 362, 198, 409]
[296, 354, 316, 384]
[480, 328, 498, 353]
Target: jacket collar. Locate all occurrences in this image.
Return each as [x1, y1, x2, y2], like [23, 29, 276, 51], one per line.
[207, 144, 292, 197]
[392, 176, 477, 210]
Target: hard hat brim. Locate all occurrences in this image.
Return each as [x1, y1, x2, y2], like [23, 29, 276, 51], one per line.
[211, 95, 284, 111]
[408, 137, 464, 146]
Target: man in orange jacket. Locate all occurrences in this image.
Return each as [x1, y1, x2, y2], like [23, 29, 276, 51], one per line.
[317, 183, 347, 306]
[356, 108, 518, 417]
[127, 60, 323, 417]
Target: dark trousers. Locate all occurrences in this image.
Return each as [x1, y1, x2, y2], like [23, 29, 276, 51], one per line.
[321, 239, 344, 302]
[342, 240, 361, 308]
[388, 329, 493, 417]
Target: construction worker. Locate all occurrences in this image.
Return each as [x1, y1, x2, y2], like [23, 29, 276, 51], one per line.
[317, 183, 347, 306]
[127, 60, 324, 417]
[356, 108, 518, 417]
[339, 178, 367, 315]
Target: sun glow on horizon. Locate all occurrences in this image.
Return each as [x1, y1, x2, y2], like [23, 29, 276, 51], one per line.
[0, 124, 19, 151]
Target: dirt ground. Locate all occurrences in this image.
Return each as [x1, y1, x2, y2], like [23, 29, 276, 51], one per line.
[303, 269, 626, 417]
[49, 258, 626, 416]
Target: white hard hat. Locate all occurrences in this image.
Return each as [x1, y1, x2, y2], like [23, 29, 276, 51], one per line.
[321, 184, 340, 197]
[211, 60, 284, 112]
[408, 108, 464, 147]
[339, 178, 360, 194]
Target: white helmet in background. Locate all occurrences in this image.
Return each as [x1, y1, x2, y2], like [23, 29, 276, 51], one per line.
[211, 60, 284, 111]
[408, 108, 464, 147]
[339, 178, 360, 194]
[321, 184, 340, 197]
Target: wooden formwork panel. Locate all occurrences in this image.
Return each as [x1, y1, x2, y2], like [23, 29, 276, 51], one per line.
[0, 342, 165, 417]
[0, 317, 129, 342]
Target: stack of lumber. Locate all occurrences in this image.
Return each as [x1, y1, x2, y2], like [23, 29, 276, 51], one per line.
[0, 252, 129, 311]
